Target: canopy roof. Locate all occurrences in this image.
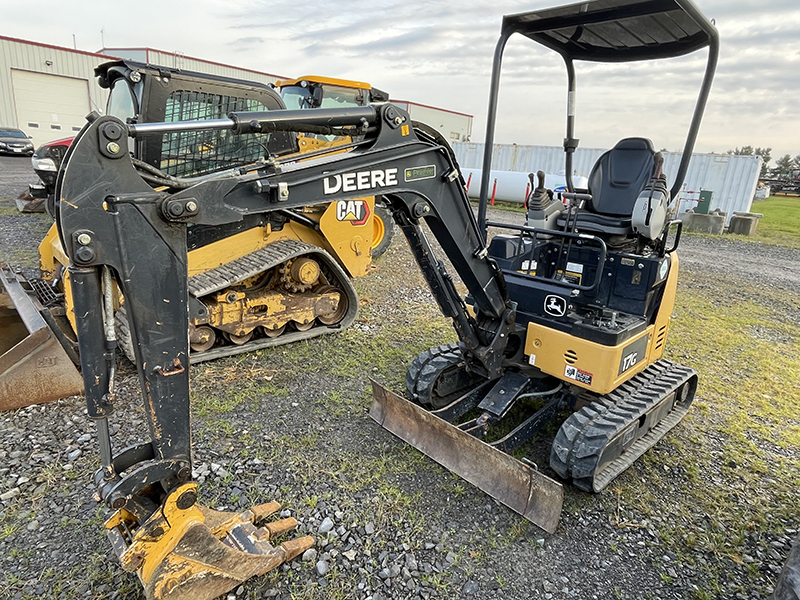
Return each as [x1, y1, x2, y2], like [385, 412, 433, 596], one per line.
[502, 0, 717, 62]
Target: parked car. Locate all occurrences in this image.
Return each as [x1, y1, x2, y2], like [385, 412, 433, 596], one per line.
[0, 127, 35, 156]
[30, 137, 73, 192]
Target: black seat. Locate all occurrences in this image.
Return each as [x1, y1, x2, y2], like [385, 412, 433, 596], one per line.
[559, 138, 656, 235]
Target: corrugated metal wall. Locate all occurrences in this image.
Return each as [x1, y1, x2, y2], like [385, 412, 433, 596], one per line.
[0, 37, 110, 129]
[453, 142, 761, 221]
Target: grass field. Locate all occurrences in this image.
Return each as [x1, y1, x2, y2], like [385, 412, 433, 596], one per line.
[746, 195, 800, 248]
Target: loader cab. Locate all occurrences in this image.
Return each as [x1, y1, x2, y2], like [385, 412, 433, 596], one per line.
[277, 76, 389, 110]
[480, 0, 718, 392]
[97, 60, 297, 178]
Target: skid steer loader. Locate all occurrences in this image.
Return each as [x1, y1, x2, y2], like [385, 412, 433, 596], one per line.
[0, 61, 393, 410]
[23, 1, 716, 597]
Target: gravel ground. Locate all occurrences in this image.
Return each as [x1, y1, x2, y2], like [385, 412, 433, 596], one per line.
[1, 156, 799, 600]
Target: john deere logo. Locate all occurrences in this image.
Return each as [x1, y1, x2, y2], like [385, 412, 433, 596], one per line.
[336, 200, 371, 226]
[544, 295, 567, 317]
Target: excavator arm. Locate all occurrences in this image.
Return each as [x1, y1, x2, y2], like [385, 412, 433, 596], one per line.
[55, 103, 524, 599]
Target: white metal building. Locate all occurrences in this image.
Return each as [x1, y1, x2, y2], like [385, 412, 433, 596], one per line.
[0, 36, 114, 147]
[390, 100, 473, 143]
[99, 47, 283, 87]
[453, 142, 761, 221]
[2, 36, 474, 151]
[0, 38, 284, 148]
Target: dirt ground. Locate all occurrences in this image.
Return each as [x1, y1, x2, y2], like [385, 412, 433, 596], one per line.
[1, 155, 799, 600]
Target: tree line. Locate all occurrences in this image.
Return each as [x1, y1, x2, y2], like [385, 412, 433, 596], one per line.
[727, 146, 800, 179]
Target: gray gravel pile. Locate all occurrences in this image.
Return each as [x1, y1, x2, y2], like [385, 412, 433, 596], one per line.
[1, 158, 799, 599]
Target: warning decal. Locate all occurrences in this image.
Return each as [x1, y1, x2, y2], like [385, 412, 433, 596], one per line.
[564, 364, 593, 386]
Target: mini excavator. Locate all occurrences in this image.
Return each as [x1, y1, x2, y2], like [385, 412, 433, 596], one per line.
[41, 0, 716, 597]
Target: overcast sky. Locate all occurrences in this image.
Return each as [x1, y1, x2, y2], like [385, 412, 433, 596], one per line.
[3, 0, 799, 163]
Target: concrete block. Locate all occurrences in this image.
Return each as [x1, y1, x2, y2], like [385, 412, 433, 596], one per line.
[728, 213, 761, 236]
[680, 209, 727, 234]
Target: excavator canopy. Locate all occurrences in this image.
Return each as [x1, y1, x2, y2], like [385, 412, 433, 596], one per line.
[502, 0, 718, 62]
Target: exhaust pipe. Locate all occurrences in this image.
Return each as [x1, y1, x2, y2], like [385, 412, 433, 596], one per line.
[0, 266, 83, 411]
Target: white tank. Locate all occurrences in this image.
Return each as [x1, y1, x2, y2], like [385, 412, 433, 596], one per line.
[462, 168, 589, 203]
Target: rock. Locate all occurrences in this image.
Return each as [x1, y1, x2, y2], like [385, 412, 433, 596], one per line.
[27, 520, 39, 531]
[1, 488, 20, 501]
[365, 522, 375, 535]
[77, 433, 92, 444]
[343, 549, 357, 561]
[319, 517, 334, 534]
[67, 449, 81, 461]
[316, 560, 330, 576]
[302, 548, 318, 563]
[462, 580, 480, 595]
[378, 568, 391, 580]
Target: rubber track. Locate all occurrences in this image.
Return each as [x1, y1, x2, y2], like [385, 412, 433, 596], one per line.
[188, 239, 318, 297]
[405, 344, 461, 405]
[115, 240, 358, 364]
[549, 360, 697, 492]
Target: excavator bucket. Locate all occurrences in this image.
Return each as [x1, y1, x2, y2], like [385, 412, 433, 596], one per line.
[369, 380, 563, 533]
[0, 266, 83, 411]
[106, 483, 314, 600]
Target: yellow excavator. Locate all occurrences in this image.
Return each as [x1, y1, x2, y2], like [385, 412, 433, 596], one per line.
[4, 1, 719, 598]
[1, 62, 394, 410]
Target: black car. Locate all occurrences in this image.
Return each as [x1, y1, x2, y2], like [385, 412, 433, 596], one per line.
[0, 127, 35, 156]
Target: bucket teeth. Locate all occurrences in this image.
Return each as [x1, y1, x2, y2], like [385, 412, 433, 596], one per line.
[250, 502, 281, 521]
[111, 484, 315, 600]
[263, 517, 300, 538]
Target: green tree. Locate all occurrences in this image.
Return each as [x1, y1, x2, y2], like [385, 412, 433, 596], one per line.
[727, 146, 772, 177]
[774, 154, 794, 177]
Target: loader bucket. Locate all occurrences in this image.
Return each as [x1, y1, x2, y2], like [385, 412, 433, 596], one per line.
[369, 380, 563, 533]
[0, 267, 83, 411]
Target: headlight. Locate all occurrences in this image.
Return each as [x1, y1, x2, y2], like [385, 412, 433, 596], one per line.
[0, 142, 7, 148]
[32, 156, 58, 171]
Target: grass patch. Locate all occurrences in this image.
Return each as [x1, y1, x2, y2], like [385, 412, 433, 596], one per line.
[740, 195, 800, 248]
[614, 268, 800, 593]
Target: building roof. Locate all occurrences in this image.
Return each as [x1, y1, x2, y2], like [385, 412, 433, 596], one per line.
[99, 46, 286, 79]
[0, 35, 121, 60]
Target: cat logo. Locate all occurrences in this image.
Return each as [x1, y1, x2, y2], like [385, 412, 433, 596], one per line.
[336, 199, 371, 226]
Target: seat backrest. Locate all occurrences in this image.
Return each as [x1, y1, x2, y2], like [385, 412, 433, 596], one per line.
[587, 138, 656, 217]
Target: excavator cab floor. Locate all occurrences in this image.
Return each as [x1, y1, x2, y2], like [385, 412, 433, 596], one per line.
[369, 379, 563, 533]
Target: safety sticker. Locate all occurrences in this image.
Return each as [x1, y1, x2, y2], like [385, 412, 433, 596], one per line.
[528, 354, 536, 366]
[564, 364, 593, 386]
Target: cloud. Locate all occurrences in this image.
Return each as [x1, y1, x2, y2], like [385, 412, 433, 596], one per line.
[1, 0, 799, 158]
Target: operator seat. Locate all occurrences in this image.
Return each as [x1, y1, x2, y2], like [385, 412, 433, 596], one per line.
[559, 137, 657, 235]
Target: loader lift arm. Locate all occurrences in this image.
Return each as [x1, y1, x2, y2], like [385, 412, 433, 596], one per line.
[56, 103, 517, 598]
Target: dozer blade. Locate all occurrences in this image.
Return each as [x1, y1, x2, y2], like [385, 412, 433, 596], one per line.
[106, 484, 314, 600]
[369, 380, 563, 533]
[0, 266, 83, 411]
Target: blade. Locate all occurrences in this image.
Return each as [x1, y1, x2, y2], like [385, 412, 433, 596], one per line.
[369, 379, 563, 533]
